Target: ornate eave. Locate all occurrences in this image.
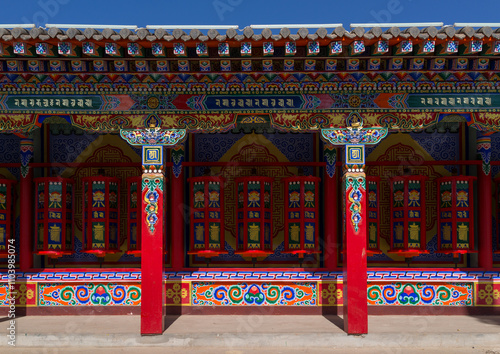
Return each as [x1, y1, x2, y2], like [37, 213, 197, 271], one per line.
[0, 24, 500, 134]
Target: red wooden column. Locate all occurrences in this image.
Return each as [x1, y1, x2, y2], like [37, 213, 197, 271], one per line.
[141, 169, 166, 334]
[343, 167, 368, 334]
[477, 135, 493, 269]
[120, 121, 187, 335]
[19, 138, 34, 271]
[323, 144, 338, 269]
[321, 112, 388, 335]
[170, 145, 185, 270]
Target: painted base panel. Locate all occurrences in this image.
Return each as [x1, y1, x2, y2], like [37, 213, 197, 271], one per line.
[1, 271, 499, 315]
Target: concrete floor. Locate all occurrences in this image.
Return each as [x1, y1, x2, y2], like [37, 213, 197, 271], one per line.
[3, 315, 500, 351]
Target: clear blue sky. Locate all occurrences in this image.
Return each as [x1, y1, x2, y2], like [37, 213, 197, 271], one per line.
[0, 0, 498, 29]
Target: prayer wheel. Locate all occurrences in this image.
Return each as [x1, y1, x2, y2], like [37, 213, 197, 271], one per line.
[34, 177, 74, 258]
[187, 176, 227, 258]
[282, 176, 321, 257]
[388, 175, 429, 257]
[437, 176, 476, 254]
[235, 176, 273, 258]
[82, 176, 120, 256]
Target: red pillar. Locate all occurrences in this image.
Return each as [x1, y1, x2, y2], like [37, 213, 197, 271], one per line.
[477, 135, 493, 270]
[324, 158, 338, 270]
[478, 168, 493, 269]
[141, 173, 166, 335]
[19, 139, 34, 271]
[343, 171, 368, 334]
[170, 150, 184, 271]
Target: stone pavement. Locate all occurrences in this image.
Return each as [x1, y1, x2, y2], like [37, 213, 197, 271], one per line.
[2, 315, 500, 352]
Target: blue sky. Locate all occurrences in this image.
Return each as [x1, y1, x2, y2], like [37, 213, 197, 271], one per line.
[0, 0, 498, 29]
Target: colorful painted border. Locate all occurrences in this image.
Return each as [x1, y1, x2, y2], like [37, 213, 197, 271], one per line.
[2, 271, 500, 282]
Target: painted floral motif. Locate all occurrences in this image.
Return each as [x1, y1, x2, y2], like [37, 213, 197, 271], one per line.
[49, 191, 62, 208]
[456, 190, 468, 207]
[248, 191, 260, 207]
[393, 190, 404, 204]
[367, 282, 473, 306]
[304, 190, 314, 208]
[195, 191, 204, 205]
[38, 283, 141, 306]
[0, 194, 5, 205]
[289, 191, 300, 204]
[346, 175, 365, 233]
[368, 191, 376, 204]
[93, 191, 105, 207]
[408, 189, 420, 207]
[192, 282, 316, 306]
[143, 177, 163, 233]
[441, 191, 452, 203]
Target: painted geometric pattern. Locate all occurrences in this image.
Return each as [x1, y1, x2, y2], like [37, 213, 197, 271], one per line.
[1, 72, 500, 92]
[319, 282, 343, 306]
[192, 282, 316, 306]
[366, 143, 442, 249]
[476, 282, 500, 306]
[367, 282, 473, 306]
[3, 271, 500, 283]
[166, 282, 190, 305]
[37, 283, 141, 306]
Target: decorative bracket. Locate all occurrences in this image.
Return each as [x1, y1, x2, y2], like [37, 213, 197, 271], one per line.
[321, 112, 388, 170]
[119, 128, 186, 146]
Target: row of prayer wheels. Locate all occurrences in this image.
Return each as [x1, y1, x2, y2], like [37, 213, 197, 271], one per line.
[187, 175, 322, 260]
[0, 174, 485, 259]
[366, 175, 476, 258]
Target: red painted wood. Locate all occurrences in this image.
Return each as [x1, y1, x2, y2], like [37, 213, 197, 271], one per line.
[19, 168, 33, 271]
[126, 177, 142, 254]
[187, 176, 226, 258]
[33, 177, 74, 258]
[282, 175, 321, 256]
[343, 172, 368, 334]
[478, 170, 493, 269]
[324, 168, 338, 269]
[141, 174, 166, 335]
[171, 169, 184, 270]
[436, 176, 476, 254]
